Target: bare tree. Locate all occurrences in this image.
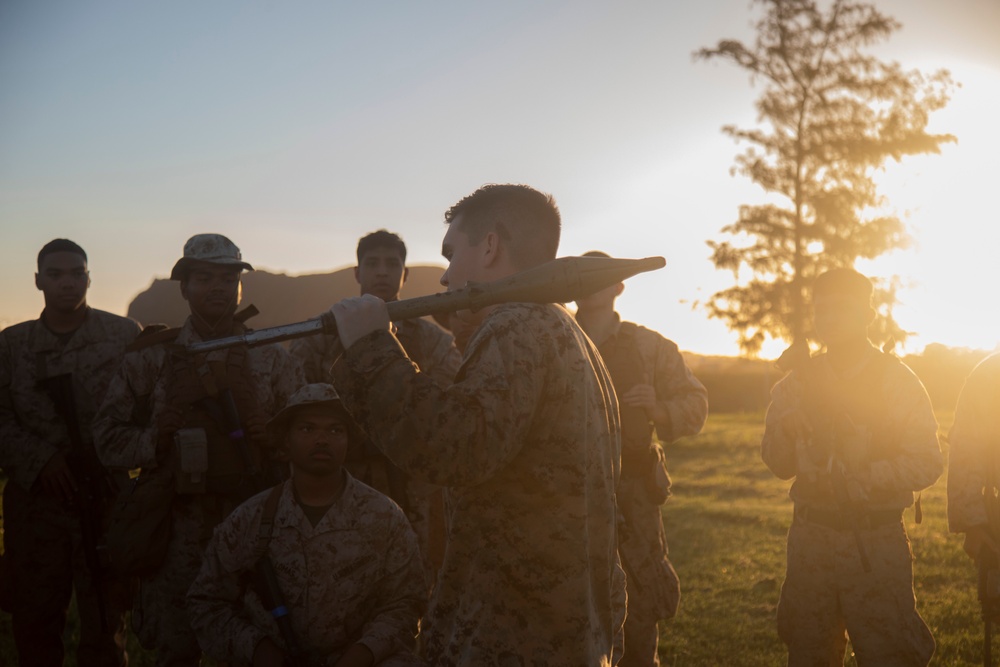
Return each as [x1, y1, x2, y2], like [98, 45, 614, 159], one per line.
[695, 0, 955, 355]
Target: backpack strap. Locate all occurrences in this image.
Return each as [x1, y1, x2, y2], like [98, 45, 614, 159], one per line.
[252, 483, 285, 562]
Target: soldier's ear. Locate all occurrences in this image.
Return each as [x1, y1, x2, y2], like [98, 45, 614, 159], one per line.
[482, 231, 500, 268]
[353, 266, 361, 284]
[615, 282, 625, 298]
[34, 272, 41, 291]
[402, 267, 409, 284]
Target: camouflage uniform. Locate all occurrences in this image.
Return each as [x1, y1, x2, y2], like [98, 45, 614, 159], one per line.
[333, 302, 627, 667]
[93, 316, 303, 666]
[587, 315, 707, 667]
[187, 475, 425, 666]
[948, 353, 1000, 534]
[762, 345, 942, 666]
[292, 315, 461, 588]
[0, 307, 140, 667]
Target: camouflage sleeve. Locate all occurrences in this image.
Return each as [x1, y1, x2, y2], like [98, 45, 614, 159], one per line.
[332, 310, 546, 487]
[648, 333, 708, 443]
[269, 345, 306, 410]
[0, 328, 60, 490]
[866, 364, 942, 494]
[948, 358, 997, 532]
[187, 501, 270, 664]
[420, 324, 462, 388]
[288, 326, 337, 384]
[761, 372, 802, 481]
[610, 550, 627, 665]
[356, 509, 426, 661]
[92, 351, 160, 470]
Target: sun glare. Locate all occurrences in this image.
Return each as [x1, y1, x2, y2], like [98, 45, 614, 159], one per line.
[859, 61, 1000, 354]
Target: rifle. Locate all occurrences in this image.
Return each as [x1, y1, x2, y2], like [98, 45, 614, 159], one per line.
[37, 373, 112, 632]
[255, 556, 308, 667]
[776, 344, 873, 573]
[182, 254, 665, 355]
[251, 484, 309, 667]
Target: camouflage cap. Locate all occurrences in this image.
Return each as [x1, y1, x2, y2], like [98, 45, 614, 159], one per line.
[169, 233, 254, 281]
[266, 383, 348, 436]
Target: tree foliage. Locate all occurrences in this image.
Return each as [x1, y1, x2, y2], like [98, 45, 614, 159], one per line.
[695, 0, 955, 355]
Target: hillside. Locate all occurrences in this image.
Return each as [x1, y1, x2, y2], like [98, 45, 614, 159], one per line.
[127, 265, 447, 328]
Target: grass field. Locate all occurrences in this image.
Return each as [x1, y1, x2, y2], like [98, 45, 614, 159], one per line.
[660, 410, 982, 666]
[0, 411, 987, 665]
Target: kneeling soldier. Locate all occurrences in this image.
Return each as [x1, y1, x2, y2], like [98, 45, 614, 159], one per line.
[187, 383, 426, 666]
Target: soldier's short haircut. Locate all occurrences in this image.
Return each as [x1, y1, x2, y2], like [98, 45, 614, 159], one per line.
[37, 239, 87, 270]
[445, 184, 561, 270]
[356, 230, 407, 264]
[813, 268, 873, 304]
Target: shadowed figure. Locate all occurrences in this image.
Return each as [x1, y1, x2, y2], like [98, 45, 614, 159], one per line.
[761, 268, 941, 666]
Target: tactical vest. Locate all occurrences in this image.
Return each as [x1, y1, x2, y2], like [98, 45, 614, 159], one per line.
[599, 322, 658, 478]
[798, 350, 900, 506]
[163, 325, 264, 498]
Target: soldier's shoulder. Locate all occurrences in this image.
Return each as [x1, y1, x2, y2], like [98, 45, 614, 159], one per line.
[491, 302, 566, 326]
[625, 321, 677, 348]
[0, 318, 37, 342]
[91, 309, 142, 335]
[350, 477, 410, 524]
[410, 315, 454, 341]
[224, 484, 280, 532]
[968, 352, 1000, 380]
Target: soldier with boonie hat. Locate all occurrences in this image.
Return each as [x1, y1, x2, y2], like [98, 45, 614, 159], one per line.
[169, 233, 254, 281]
[93, 233, 303, 666]
[188, 382, 425, 666]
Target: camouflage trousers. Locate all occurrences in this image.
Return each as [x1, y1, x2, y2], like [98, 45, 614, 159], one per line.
[617, 475, 680, 667]
[1, 482, 129, 667]
[777, 509, 935, 666]
[133, 493, 243, 667]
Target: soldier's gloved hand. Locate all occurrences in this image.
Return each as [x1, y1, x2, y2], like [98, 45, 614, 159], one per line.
[329, 295, 391, 350]
[155, 406, 185, 463]
[779, 409, 812, 444]
[838, 421, 871, 473]
[331, 642, 376, 667]
[244, 413, 269, 447]
[620, 384, 669, 425]
[35, 451, 78, 504]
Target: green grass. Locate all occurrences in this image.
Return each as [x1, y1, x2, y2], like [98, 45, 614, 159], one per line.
[659, 411, 981, 666]
[0, 412, 987, 665]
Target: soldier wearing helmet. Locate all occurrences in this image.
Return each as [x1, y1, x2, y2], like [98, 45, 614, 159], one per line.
[94, 233, 304, 666]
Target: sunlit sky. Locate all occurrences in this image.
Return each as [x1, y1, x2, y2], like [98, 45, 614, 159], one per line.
[2, 0, 998, 357]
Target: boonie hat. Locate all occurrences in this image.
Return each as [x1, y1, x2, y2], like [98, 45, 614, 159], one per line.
[266, 383, 348, 436]
[170, 233, 254, 281]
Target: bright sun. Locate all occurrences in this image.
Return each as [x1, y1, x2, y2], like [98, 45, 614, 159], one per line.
[858, 60, 1000, 354]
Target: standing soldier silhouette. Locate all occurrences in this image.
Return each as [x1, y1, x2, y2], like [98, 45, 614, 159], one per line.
[0, 239, 140, 666]
[575, 250, 708, 667]
[761, 268, 941, 666]
[93, 233, 303, 666]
